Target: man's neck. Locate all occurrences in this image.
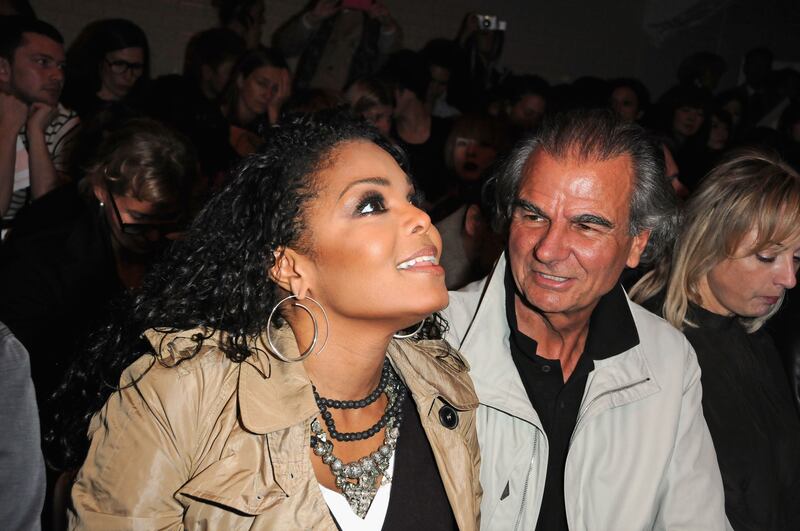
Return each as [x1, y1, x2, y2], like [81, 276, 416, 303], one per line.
[514, 295, 597, 382]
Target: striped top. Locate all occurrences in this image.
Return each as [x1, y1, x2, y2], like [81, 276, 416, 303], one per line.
[4, 103, 80, 228]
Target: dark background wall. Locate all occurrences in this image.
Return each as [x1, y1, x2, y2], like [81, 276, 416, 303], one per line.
[33, 0, 800, 100]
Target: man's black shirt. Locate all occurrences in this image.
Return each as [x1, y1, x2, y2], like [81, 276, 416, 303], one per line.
[503, 266, 640, 530]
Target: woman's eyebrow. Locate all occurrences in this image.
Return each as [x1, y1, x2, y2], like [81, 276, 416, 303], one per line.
[338, 176, 390, 200]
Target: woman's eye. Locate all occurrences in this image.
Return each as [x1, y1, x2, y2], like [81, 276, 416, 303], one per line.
[356, 194, 386, 215]
[756, 254, 776, 263]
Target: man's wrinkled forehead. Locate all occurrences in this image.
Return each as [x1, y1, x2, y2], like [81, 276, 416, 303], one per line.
[519, 144, 631, 183]
[515, 145, 637, 217]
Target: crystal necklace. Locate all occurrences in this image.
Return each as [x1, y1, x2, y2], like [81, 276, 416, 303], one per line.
[310, 364, 405, 518]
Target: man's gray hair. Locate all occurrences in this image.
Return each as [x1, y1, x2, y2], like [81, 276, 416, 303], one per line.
[493, 108, 678, 264]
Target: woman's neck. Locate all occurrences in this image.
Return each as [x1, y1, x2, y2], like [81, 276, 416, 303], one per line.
[303, 331, 391, 401]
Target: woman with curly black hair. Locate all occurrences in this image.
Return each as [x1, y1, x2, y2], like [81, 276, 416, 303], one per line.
[62, 110, 481, 530]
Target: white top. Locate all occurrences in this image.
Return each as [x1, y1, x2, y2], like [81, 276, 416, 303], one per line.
[319, 453, 395, 531]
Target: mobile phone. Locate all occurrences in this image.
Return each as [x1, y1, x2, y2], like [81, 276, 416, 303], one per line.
[341, 0, 374, 11]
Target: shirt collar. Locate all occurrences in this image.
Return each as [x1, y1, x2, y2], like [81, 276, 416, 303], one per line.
[503, 261, 640, 361]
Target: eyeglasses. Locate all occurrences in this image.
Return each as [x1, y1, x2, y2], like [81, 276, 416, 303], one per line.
[105, 58, 145, 75]
[104, 180, 183, 236]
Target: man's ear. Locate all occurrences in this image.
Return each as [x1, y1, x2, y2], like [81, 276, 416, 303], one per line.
[269, 247, 312, 299]
[626, 229, 652, 269]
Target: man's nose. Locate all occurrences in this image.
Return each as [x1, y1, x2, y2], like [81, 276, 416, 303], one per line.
[533, 223, 570, 264]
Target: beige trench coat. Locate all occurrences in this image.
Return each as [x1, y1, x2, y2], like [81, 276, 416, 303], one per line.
[69, 326, 481, 530]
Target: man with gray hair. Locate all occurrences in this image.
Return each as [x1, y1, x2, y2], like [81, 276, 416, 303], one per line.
[443, 109, 729, 530]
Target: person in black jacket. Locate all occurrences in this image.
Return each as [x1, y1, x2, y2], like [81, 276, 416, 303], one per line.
[631, 147, 800, 530]
[0, 118, 195, 415]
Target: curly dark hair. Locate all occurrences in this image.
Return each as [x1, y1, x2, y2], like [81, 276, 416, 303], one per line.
[51, 109, 445, 469]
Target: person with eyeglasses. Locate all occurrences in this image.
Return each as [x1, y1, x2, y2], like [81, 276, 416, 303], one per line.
[0, 118, 195, 461]
[62, 18, 150, 122]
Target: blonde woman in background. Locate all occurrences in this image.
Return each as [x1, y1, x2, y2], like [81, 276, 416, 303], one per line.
[631, 147, 800, 531]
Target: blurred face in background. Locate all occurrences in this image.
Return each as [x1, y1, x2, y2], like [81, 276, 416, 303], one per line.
[672, 105, 705, 137]
[362, 104, 393, 137]
[99, 47, 145, 101]
[452, 137, 498, 181]
[1, 32, 65, 106]
[204, 58, 237, 99]
[238, 64, 284, 117]
[427, 64, 450, 106]
[93, 180, 183, 256]
[509, 93, 546, 131]
[707, 114, 730, 150]
[610, 86, 640, 123]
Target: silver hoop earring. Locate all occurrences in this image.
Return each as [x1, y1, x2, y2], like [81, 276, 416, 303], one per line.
[393, 318, 426, 339]
[266, 295, 329, 362]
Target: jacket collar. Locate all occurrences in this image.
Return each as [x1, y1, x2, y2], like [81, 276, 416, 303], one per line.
[503, 260, 640, 362]
[144, 324, 477, 436]
[458, 253, 543, 427]
[389, 338, 478, 411]
[459, 253, 656, 426]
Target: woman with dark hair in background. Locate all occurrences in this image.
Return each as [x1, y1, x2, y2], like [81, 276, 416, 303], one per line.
[220, 47, 291, 156]
[62, 110, 480, 530]
[652, 84, 713, 190]
[631, 148, 800, 530]
[62, 18, 150, 121]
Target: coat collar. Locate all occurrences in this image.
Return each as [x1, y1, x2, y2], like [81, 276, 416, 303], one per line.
[458, 253, 657, 426]
[144, 323, 478, 436]
[458, 253, 543, 427]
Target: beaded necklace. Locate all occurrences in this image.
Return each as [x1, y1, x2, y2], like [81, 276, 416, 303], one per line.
[310, 360, 405, 518]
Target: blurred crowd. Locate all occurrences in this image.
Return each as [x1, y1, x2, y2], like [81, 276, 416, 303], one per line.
[1, 0, 799, 528]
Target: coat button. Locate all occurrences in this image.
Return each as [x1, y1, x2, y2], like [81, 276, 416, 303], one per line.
[438, 404, 459, 429]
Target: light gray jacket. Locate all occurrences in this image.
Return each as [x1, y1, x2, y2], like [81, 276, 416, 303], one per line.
[442, 254, 730, 531]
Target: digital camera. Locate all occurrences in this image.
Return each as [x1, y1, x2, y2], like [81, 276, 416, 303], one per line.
[475, 14, 507, 32]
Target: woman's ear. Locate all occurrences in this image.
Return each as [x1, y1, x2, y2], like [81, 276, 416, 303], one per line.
[92, 180, 107, 205]
[269, 247, 311, 299]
